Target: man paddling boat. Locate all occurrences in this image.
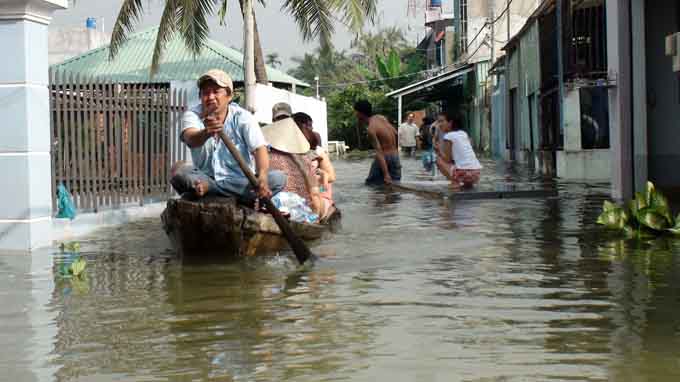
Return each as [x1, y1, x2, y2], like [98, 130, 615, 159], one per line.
[170, 69, 286, 202]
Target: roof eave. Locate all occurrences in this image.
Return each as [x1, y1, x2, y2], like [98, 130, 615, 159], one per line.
[386, 64, 474, 98]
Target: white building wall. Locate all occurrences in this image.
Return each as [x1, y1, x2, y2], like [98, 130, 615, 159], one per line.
[48, 25, 110, 65]
[173, 82, 328, 148]
[466, 0, 541, 64]
[556, 88, 612, 181]
[252, 84, 328, 147]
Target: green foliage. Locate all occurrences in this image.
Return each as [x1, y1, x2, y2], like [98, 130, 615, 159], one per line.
[374, 49, 424, 90]
[597, 182, 680, 239]
[326, 84, 394, 150]
[57, 242, 87, 279]
[60, 241, 81, 252]
[265, 52, 282, 68]
[111, 0, 377, 76]
[289, 26, 427, 148]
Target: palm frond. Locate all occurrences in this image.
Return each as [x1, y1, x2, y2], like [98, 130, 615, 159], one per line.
[150, 0, 181, 76]
[109, 0, 145, 60]
[281, 0, 335, 48]
[178, 0, 216, 57]
[218, 0, 228, 26]
[332, 0, 377, 32]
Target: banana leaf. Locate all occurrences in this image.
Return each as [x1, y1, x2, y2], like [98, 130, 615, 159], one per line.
[629, 192, 648, 221]
[602, 200, 618, 213]
[667, 214, 680, 235]
[645, 181, 655, 206]
[637, 207, 670, 231]
[60, 242, 81, 253]
[648, 185, 673, 224]
[70, 257, 87, 277]
[597, 204, 629, 230]
[629, 226, 658, 240]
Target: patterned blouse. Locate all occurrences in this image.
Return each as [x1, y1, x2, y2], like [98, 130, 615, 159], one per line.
[268, 150, 314, 204]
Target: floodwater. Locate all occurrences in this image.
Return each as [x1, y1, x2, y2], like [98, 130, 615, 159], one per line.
[3, 157, 680, 382]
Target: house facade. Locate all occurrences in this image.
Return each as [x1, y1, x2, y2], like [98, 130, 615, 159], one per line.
[490, 0, 611, 180]
[390, 0, 538, 152]
[607, 0, 680, 200]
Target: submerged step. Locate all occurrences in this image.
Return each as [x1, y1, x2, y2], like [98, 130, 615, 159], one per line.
[393, 181, 558, 200]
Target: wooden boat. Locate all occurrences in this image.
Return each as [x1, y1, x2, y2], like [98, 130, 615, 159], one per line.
[161, 196, 341, 256]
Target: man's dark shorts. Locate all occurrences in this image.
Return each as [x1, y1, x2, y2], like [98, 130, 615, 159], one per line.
[365, 154, 402, 185]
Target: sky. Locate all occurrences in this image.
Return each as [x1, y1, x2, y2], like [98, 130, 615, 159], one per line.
[51, 0, 429, 70]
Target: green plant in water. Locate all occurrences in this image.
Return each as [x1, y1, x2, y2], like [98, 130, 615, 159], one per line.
[58, 242, 87, 278]
[60, 241, 81, 253]
[598, 182, 680, 239]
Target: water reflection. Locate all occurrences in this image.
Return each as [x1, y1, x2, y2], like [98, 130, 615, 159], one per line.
[3, 158, 680, 381]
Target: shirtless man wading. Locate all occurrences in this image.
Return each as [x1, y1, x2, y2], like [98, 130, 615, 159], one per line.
[353, 100, 402, 185]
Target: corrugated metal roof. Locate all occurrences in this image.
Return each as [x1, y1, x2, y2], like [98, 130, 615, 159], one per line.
[50, 26, 309, 87]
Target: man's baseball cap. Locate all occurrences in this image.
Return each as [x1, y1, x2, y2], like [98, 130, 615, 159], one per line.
[197, 69, 233, 92]
[272, 102, 293, 121]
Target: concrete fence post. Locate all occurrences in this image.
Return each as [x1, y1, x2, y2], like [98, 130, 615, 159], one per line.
[0, 0, 68, 252]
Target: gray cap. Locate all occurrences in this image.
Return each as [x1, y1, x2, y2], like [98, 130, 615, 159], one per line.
[272, 102, 293, 121]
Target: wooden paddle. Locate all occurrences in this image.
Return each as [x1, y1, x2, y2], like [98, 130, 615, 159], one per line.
[216, 131, 313, 264]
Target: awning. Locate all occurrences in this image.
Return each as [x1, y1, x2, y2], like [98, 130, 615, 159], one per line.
[386, 64, 474, 99]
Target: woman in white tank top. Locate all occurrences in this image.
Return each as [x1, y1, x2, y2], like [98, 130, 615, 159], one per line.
[435, 111, 482, 190]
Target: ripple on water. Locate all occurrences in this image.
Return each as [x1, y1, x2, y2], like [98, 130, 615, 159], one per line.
[4, 158, 680, 381]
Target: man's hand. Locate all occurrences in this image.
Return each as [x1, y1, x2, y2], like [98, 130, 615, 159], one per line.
[256, 174, 272, 199]
[383, 174, 393, 185]
[203, 115, 223, 138]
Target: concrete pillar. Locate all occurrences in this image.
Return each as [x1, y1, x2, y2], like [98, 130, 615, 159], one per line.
[631, 0, 648, 193]
[607, 0, 634, 201]
[0, 0, 67, 253]
[562, 88, 582, 152]
[397, 95, 404, 125]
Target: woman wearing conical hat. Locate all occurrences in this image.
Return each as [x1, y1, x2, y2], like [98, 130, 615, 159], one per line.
[292, 112, 336, 215]
[262, 118, 333, 220]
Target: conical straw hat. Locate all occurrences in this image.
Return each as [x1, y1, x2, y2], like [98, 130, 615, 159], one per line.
[261, 117, 310, 154]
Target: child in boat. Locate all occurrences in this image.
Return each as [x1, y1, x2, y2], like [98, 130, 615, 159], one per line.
[262, 118, 333, 220]
[435, 110, 482, 191]
[292, 112, 336, 216]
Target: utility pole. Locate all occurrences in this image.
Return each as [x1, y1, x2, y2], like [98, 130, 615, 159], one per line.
[507, 0, 510, 42]
[489, 0, 495, 65]
[556, 0, 565, 145]
[314, 76, 320, 99]
[243, 0, 256, 112]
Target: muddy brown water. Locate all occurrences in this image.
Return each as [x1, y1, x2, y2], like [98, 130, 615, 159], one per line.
[3, 157, 680, 381]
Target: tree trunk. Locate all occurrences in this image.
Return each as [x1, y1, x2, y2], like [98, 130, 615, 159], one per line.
[252, 15, 268, 84]
[243, 0, 256, 112]
[239, 0, 268, 85]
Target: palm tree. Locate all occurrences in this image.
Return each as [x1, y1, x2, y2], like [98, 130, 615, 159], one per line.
[109, 0, 377, 108]
[235, 0, 268, 85]
[265, 53, 282, 68]
[351, 26, 409, 72]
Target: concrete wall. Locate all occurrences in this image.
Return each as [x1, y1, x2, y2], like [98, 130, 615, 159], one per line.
[48, 25, 110, 65]
[170, 81, 328, 147]
[0, 0, 67, 252]
[465, 0, 542, 64]
[491, 73, 507, 159]
[252, 84, 329, 147]
[468, 61, 490, 151]
[556, 149, 612, 181]
[556, 88, 612, 181]
[518, 23, 540, 153]
[645, 0, 680, 189]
